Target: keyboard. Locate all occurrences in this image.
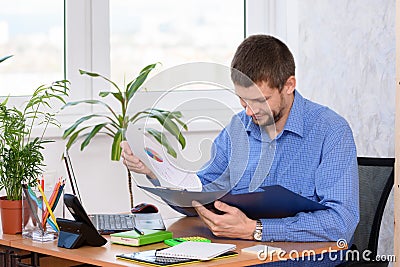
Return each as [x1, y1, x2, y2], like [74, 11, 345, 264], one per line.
[89, 214, 135, 234]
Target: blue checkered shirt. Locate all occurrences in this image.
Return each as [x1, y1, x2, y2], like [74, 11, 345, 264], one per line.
[197, 91, 359, 242]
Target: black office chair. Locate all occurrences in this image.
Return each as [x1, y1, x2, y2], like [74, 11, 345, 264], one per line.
[337, 157, 394, 267]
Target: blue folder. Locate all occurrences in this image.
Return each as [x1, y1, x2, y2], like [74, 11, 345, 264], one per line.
[138, 185, 329, 219]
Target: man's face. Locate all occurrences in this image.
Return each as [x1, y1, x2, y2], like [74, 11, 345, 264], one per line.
[236, 81, 285, 126]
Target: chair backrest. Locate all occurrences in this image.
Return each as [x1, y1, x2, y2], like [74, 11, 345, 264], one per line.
[352, 157, 394, 258]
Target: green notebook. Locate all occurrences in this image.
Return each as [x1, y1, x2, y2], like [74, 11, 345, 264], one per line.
[111, 229, 173, 247]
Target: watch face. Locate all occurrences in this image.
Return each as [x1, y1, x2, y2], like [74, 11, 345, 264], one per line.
[253, 220, 262, 241]
[254, 232, 262, 241]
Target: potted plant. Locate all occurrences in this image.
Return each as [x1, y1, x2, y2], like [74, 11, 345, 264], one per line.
[62, 63, 187, 209]
[0, 72, 69, 234]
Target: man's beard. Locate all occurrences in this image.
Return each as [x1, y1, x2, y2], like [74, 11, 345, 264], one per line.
[252, 110, 282, 126]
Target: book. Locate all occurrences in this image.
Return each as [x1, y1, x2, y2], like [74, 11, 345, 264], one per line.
[117, 249, 238, 266]
[110, 229, 172, 247]
[138, 185, 328, 219]
[241, 244, 284, 256]
[155, 241, 236, 261]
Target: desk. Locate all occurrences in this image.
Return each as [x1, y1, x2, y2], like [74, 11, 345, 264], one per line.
[1, 217, 345, 267]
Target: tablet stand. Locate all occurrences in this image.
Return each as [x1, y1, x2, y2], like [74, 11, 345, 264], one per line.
[56, 218, 107, 249]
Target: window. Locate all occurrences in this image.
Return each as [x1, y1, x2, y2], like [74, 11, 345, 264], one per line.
[109, 0, 245, 89]
[0, 0, 64, 97]
[2, 0, 249, 110]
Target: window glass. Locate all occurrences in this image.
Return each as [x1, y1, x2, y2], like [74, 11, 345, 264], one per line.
[110, 0, 244, 90]
[0, 0, 64, 96]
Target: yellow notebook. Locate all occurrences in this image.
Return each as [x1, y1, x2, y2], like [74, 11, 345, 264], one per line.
[110, 229, 172, 247]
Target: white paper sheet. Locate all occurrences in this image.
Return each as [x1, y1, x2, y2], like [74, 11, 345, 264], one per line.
[128, 130, 202, 191]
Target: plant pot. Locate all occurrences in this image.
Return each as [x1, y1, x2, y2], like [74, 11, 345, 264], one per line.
[0, 196, 24, 234]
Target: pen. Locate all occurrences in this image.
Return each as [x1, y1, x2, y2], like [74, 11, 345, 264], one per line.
[134, 226, 144, 235]
[37, 184, 59, 232]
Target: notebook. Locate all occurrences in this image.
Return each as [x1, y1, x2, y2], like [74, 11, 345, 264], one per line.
[117, 250, 238, 266]
[155, 241, 236, 261]
[63, 150, 165, 234]
[110, 229, 172, 246]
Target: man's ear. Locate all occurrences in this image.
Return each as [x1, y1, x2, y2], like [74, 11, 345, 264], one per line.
[284, 76, 296, 94]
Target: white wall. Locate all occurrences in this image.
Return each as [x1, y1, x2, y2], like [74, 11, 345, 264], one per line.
[296, 0, 395, 260]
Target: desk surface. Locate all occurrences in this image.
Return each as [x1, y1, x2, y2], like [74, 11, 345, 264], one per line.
[2, 216, 344, 267]
[0, 233, 21, 246]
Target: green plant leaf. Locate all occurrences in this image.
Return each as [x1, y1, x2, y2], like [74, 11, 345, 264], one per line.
[147, 109, 186, 149]
[0, 55, 13, 63]
[111, 130, 123, 161]
[63, 114, 105, 138]
[65, 126, 91, 150]
[145, 128, 177, 158]
[158, 110, 188, 131]
[99, 91, 124, 105]
[99, 91, 111, 97]
[80, 123, 108, 150]
[62, 99, 103, 108]
[62, 100, 118, 120]
[1, 96, 9, 105]
[126, 63, 158, 101]
[79, 69, 121, 93]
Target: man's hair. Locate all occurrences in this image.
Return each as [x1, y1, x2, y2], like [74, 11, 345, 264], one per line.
[231, 34, 295, 90]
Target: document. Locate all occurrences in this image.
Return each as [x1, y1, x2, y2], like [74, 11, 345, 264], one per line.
[128, 131, 202, 191]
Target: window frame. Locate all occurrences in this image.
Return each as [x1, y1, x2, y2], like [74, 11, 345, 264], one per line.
[7, 0, 297, 130]
[67, 0, 250, 120]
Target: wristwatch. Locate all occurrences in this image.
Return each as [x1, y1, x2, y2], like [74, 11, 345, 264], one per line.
[253, 220, 263, 241]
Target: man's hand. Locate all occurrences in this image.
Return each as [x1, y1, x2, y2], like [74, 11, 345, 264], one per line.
[193, 200, 257, 240]
[120, 141, 156, 179]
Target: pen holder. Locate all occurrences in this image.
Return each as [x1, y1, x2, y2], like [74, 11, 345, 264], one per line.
[22, 185, 63, 242]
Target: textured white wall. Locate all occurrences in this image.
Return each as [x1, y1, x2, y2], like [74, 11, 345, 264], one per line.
[297, 0, 395, 261]
[298, 0, 395, 157]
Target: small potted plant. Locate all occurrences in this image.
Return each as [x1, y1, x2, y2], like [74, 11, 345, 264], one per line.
[62, 63, 187, 209]
[0, 65, 69, 233]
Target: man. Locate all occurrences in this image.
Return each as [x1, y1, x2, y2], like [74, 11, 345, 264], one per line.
[121, 34, 359, 243]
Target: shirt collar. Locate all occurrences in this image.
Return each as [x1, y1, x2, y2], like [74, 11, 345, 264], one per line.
[245, 90, 304, 138]
[283, 90, 304, 137]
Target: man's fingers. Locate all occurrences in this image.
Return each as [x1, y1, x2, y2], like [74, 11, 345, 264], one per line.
[124, 159, 144, 170]
[120, 141, 133, 155]
[214, 201, 235, 213]
[194, 208, 215, 229]
[192, 201, 220, 224]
